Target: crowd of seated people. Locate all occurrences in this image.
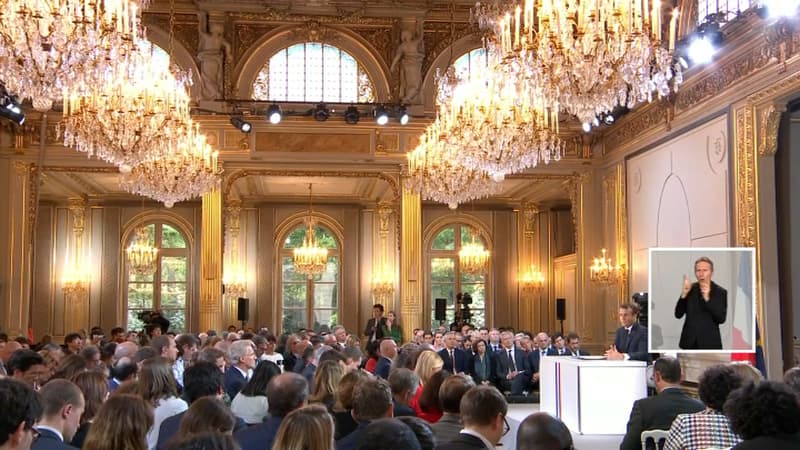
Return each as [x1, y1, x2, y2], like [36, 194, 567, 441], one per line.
[0, 310, 799, 450]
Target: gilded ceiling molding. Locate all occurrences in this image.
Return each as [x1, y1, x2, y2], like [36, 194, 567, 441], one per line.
[222, 169, 402, 202]
[40, 167, 119, 174]
[758, 104, 783, 157]
[734, 106, 757, 249]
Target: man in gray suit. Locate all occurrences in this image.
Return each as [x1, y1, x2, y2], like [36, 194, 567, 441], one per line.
[431, 374, 476, 444]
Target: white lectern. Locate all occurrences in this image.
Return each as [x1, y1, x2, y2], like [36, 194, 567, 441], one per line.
[540, 357, 647, 434]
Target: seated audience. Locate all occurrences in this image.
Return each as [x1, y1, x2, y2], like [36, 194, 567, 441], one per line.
[335, 377, 393, 450]
[783, 366, 800, 396]
[565, 333, 589, 357]
[416, 369, 449, 423]
[436, 385, 508, 450]
[663, 364, 744, 450]
[724, 381, 800, 449]
[388, 368, 419, 417]
[356, 419, 421, 450]
[137, 357, 187, 450]
[49, 355, 88, 383]
[471, 340, 495, 386]
[0, 378, 43, 450]
[431, 374, 475, 444]
[230, 360, 281, 425]
[6, 350, 47, 390]
[165, 432, 240, 450]
[83, 394, 152, 450]
[374, 339, 397, 380]
[70, 371, 109, 449]
[309, 360, 345, 412]
[32, 379, 85, 450]
[394, 416, 435, 450]
[224, 340, 256, 399]
[234, 372, 309, 450]
[410, 351, 444, 419]
[516, 412, 573, 450]
[196, 348, 226, 374]
[332, 370, 369, 440]
[620, 357, 703, 450]
[176, 398, 235, 438]
[270, 404, 334, 450]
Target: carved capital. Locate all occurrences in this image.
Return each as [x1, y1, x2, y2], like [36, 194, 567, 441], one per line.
[12, 160, 32, 176]
[378, 202, 394, 237]
[758, 103, 784, 156]
[68, 198, 87, 237]
[522, 202, 538, 236]
[225, 198, 243, 237]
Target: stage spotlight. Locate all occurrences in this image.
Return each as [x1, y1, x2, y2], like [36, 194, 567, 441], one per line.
[604, 114, 615, 125]
[374, 105, 389, 125]
[763, 0, 800, 19]
[266, 104, 282, 124]
[582, 122, 591, 133]
[313, 103, 330, 122]
[344, 106, 360, 124]
[398, 106, 409, 125]
[687, 35, 716, 65]
[0, 96, 24, 125]
[230, 116, 252, 133]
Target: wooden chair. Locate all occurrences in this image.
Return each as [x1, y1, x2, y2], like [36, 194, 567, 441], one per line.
[640, 429, 670, 450]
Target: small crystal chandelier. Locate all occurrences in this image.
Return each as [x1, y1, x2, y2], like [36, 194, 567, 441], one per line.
[0, 0, 146, 111]
[459, 228, 490, 275]
[119, 122, 223, 207]
[520, 265, 545, 294]
[372, 269, 395, 299]
[293, 184, 328, 280]
[589, 248, 627, 285]
[126, 226, 158, 276]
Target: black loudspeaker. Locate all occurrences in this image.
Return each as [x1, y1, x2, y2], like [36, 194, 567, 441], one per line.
[556, 298, 566, 321]
[237, 297, 249, 322]
[434, 298, 447, 321]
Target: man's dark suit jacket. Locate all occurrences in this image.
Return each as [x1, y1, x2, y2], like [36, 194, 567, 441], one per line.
[494, 347, 530, 395]
[224, 366, 247, 399]
[619, 387, 704, 450]
[675, 281, 727, 349]
[235, 416, 283, 450]
[336, 421, 369, 450]
[157, 409, 247, 450]
[31, 428, 77, 450]
[393, 399, 416, 417]
[435, 432, 490, 450]
[374, 356, 392, 379]
[363, 317, 386, 341]
[614, 322, 649, 361]
[733, 433, 800, 450]
[439, 347, 470, 374]
[568, 349, 591, 357]
[528, 347, 557, 374]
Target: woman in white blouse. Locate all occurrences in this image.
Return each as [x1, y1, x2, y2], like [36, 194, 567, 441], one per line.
[231, 359, 282, 424]
[136, 357, 188, 450]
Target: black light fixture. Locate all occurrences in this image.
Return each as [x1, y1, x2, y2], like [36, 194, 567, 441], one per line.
[344, 105, 360, 124]
[266, 104, 282, 124]
[230, 116, 252, 133]
[374, 105, 389, 125]
[0, 90, 24, 126]
[398, 106, 410, 125]
[313, 103, 330, 122]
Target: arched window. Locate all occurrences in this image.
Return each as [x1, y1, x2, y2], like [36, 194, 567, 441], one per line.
[452, 48, 487, 83]
[429, 224, 487, 329]
[252, 43, 375, 103]
[280, 224, 340, 333]
[125, 222, 190, 333]
[697, 0, 755, 25]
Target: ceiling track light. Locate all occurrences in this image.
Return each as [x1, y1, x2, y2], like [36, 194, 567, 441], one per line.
[313, 103, 330, 122]
[374, 105, 389, 126]
[344, 105, 360, 124]
[266, 104, 282, 124]
[0, 93, 24, 125]
[398, 106, 410, 125]
[230, 116, 252, 133]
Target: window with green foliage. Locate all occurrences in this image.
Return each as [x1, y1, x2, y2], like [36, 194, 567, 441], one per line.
[429, 224, 487, 329]
[281, 224, 340, 333]
[125, 223, 189, 333]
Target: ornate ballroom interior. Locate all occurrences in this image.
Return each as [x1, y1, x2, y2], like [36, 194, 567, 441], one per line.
[0, 0, 797, 381]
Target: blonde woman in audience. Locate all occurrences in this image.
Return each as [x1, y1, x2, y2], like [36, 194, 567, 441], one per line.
[83, 394, 152, 450]
[271, 404, 335, 450]
[70, 370, 109, 448]
[345, 334, 360, 349]
[729, 361, 764, 384]
[137, 357, 188, 450]
[410, 350, 444, 421]
[309, 360, 345, 412]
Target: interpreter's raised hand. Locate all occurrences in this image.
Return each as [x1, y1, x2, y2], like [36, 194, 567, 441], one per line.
[700, 282, 711, 301]
[681, 275, 691, 298]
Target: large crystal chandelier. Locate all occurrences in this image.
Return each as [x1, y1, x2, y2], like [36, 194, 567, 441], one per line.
[62, 39, 193, 172]
[293, 184, 328, 280]
[459, 228, 490, 275]
[126, 226, 158, 276]
[0, 0, 146, 111]
[474, 0, 682, 128]
[119, 122, 223, 207]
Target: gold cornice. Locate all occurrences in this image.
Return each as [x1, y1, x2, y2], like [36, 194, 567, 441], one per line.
[758, 104, 783, 157]
[222, 169, 402, 201]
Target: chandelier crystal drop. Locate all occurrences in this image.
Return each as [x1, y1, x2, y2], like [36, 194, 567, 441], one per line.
[126, 226, 158, 276]
[61, 39, 193, 170]
[119, 122, 223, 208]
[459, 229, 490, 275]
[0, 0, 147, 111]
[293, 184, 329, 280]
[474, 0, 682, 127]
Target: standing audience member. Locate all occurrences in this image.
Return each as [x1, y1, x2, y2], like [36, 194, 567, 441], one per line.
[270, 404, 334, 450]
[69, 371, 109, 449]
[234, 372, 309, 450]
[381, 311, 403, 344]
[436, 386, 508, 450]
[620, 357, 703, 450]
[175, 398, 235, 439]
[663, 364, 744, 450]
[137, 358, 187, 450]
[515, 412, 573, 450]
[31, 379, 85, 450]
[357, 419, 422, 450]
[431, 374, 475, 444]
[331, 370, 369, 440]
[82, 395, 152, 450]
[309, 360, 345, 412]
[0, 378, 43, 450]
[388, 368, 419, 417]
[231, 360, 281, 425]
[395, 417, 435, 450]
[335, 377, 394, 450]
[724, 381, 800, 449]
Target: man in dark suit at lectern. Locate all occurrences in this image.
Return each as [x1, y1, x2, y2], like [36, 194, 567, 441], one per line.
[606, 303, 649, 361]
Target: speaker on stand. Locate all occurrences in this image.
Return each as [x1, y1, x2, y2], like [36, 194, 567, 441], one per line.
[237, 297, 249, 330]
[556, 298, 566, 336]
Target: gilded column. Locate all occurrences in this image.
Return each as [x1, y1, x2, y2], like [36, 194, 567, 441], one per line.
[200, 189, 223, 332]
[518, 203, 540, 332]
[400, 186, 422, 342]
[372, 203, 396, 310]
[0, 161, 37, 337]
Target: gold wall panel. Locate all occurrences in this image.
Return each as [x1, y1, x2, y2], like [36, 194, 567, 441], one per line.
[255, 131, 371, 153]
